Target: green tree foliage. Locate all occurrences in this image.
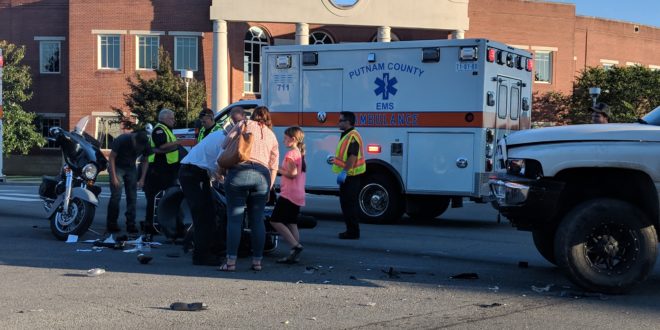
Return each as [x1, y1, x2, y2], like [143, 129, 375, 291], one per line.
[533, 66, 660, 125]
[113, 47, 206, 130]
[0, 40, 45, 154]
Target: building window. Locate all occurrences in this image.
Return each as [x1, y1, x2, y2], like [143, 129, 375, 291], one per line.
[244, 27, 269, 94]
[99, 35, 121, 69]
[96, 117, 123, 150]
[309, 31, 335, 44]
[137, 35, 159, 70]
[39, 41, 60, 74]
[39, 117, 61, 148]
[534, 51, 552, 83]
[175, 36, 198, 71]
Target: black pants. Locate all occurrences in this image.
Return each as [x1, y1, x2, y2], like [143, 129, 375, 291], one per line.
[144, 166, 179, 225]
[178, 164, 224, 260]
[107, 166, 138, 226]
[339, 174, 362, 235]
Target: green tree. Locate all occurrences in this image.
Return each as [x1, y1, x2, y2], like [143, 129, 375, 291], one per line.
[532, 66, 660, 125]
[1, 40, 45, 154]
[113, 47, 206, 130]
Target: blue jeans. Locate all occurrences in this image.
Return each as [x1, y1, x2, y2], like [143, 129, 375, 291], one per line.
[224, 163, 270, 260]
[107, 166, 138, 225]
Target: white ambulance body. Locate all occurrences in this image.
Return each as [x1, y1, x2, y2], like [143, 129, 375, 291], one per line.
[262, 39, 533, 223]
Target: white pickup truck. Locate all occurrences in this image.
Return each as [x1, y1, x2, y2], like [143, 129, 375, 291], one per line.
[490, 106, 660, 294]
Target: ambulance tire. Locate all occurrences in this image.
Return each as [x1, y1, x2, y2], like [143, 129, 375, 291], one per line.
[405, 196, 450, 220]
[357, 172, 404, 224]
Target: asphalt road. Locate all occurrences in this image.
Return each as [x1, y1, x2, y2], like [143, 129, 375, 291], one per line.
[0, 183, 659, 329]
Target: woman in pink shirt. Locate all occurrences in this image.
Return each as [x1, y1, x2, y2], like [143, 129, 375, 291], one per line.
[270, 127, 307, 264]
[218, 106, 279, 272]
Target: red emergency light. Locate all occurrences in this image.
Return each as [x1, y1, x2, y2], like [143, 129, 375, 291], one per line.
[526, 58, 534, 72]
[0, 54, 4, 68]
[487, 48, 496, 62]
[366, 144, 381, 154]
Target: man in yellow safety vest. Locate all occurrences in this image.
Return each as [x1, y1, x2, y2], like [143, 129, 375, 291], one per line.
[328, 111, 366, 239]
[144, 108, 184, 234]
[197, 108, 221, 142]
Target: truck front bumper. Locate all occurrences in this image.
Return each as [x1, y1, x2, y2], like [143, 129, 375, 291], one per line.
[489, 175, 564, 230]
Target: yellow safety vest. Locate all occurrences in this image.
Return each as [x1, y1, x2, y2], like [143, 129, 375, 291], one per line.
[197, 123, 222, 142]
[332, 129, 366, 176]
[148, 123, 179, 164]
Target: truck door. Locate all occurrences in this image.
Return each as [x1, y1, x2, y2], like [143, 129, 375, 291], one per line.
[495, 76, 522, 142]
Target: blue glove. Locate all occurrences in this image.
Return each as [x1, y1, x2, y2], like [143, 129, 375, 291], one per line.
[337, 170, 347, 185]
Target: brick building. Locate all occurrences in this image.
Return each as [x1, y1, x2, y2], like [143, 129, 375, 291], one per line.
[1, 0, 659, 174]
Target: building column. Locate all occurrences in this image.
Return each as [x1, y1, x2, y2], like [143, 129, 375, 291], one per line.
[452, 29, 465, 39]
[377, 26, 391, 42]
[212, 19, 229, 112]
[295, 23, 309, 45]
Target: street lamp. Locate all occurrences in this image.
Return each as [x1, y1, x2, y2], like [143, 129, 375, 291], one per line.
[181, 69, 194, 126]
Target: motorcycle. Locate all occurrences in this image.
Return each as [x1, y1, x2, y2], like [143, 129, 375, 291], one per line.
[38, 116, 108, 240]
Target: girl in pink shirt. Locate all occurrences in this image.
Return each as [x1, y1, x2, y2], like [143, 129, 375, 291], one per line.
[270, 127, 307, 264]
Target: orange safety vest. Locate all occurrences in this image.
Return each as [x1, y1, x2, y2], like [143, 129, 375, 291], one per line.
[332, 129, 366, 176]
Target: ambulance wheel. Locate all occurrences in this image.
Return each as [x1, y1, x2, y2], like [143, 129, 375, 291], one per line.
[358, 172, 404, 224]
[405, 195, 450, 220]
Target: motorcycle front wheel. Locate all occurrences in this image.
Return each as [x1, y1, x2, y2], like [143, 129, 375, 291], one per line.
[50, 197, 96, 241]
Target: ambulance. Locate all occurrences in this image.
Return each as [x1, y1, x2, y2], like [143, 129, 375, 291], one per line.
[262, 38, 533, 224]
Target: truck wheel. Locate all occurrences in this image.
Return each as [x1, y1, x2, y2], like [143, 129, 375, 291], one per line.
[554, 198, 657, 294]
[358, 172, 404, 224]
[406, 196, 450, 220]
[532, 229, 557, 265]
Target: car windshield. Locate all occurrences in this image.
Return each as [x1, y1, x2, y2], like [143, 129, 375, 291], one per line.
[641, 106, 660, 126]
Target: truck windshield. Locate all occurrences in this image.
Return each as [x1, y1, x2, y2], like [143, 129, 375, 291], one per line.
[641, 106, 660, 126]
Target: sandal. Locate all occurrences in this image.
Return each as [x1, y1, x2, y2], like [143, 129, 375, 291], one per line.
[276, 245, 303, 264]
[217, 263, 236, 272]
[250, 259, 262, 271]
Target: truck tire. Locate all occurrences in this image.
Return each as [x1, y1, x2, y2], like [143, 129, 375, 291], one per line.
[532, 229, 557, 265]
[406, 196, 450, 220]
[554, 198, 657, 294]
[358, 172, 404, 224]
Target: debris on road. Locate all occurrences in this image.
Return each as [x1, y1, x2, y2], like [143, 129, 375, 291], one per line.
[488, 286, 500, 292]
[531, 284, 554, 293]
[66, 235, 78, 243]
[304, 266, 318, 274]
[449, 272, 479, 280]
[86, 268, 105, 277]
[137, 254, 153, 264]
[477, 303, 503, 308]
[76, 249, 93, 252]
[359, 302, 377, 307]
[169, 302, 208, 311]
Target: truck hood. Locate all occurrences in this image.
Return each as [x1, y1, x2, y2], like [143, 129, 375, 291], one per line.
[506, 123, 660, 146]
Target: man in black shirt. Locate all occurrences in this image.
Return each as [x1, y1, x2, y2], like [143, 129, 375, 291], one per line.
[107, 130, 150, 233]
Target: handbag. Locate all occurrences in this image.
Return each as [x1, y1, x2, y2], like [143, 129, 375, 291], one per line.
[218, 120, 253, 169]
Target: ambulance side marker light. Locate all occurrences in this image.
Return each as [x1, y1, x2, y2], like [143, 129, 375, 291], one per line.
[367, 144, 382, 154]
[526, 58, 534, 72]
[487, 48, 496, 62]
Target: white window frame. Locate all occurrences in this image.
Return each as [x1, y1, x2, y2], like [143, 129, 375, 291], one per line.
[309, 31, 335, 44]
[244, 27, 270, 94]
[38, 115, 65, 149]
[136, 35, 160, 70]
[174, 36, 199, 71]
[35, 37, 64, 74]
[94, 114, 124, 150]
[98, 35, 121, 70]
[534, 51, 553, 83]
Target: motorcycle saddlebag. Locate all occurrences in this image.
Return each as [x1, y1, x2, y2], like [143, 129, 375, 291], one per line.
[39, 176, 59, 199]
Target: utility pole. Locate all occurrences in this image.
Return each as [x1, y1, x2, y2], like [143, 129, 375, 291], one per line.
[0, 48, 5, 183]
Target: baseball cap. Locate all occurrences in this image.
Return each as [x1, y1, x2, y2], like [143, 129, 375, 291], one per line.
[198, 108, 214, 119]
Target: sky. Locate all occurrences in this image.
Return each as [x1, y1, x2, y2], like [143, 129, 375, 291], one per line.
[559, 0, 660, 27]
[331, 0, 660, 28]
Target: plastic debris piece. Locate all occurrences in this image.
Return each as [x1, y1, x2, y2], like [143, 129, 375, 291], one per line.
[477, 303, 503, 308]
[66, 235, 78, 243]
[303, 267, 316, 274]
[488, 286, 500, 292]
[450, 272, 479, 280]
[169, 302, 208, 311]
[76, 249, 93, 252]
[103, 235, 115, 244]
[137, 254, 153, 264]
[86, 268, 105, 277]
[359, 302, 377, 307]
[282, 320, 290, 324]
[322, 280, 331, 284]
[531, 284, 553, 293]
[309, 317, 317, 321]
[295, 280, 304, 284]
[518, 261, 529, 268]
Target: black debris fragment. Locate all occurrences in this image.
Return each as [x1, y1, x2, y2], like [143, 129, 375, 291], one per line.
[477, 303, 503, 308]
[137, 254, 153, 264]
[170, 302, 208, 311]
[449, 272, 479, 280]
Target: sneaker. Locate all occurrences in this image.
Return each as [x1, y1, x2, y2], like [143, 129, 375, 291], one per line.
[106, 223, 121, 233]
[126, 223, 139, 234]
[338, 232, 360, 240]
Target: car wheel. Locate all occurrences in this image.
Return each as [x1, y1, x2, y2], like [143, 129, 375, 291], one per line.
[554, 198, 657, 294]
